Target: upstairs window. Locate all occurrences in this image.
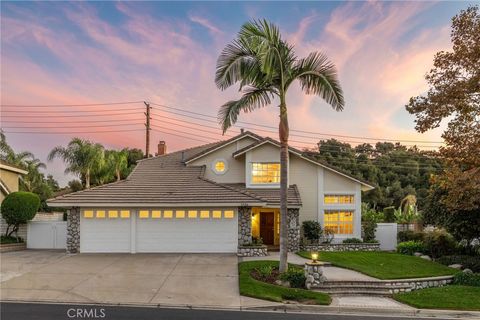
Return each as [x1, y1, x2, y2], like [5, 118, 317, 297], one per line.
[324, 195, 355, 205]
[251, 163, 280, 184]
[213, 159, 228, 174]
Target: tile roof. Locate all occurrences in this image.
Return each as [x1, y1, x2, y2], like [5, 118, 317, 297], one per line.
[222, 183, 302, 207]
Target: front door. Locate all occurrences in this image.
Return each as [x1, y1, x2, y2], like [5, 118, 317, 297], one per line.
[260, 212, 275, 245]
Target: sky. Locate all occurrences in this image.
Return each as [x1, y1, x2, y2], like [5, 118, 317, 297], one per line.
[0, 1, 469, 186]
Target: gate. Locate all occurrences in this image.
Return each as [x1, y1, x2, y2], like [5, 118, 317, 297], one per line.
[27, 221, 67, 249]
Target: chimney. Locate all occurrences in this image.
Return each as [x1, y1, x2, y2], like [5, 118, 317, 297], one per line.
[240, 128, 244, 134]
[156, 141, 167, 156]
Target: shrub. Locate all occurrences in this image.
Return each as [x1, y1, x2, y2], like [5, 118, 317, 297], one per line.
[398, 230, 425, 242]
[437, 255, 480, 273]
[302, 220, 322, 244]
[252, 237, 263, 246]
[397, 241, 425, 255]
[362, 220, 377, 242]
[423, 229, 457, 258]
[343, 238, 363, 244]
[322, 228, 335, 244]
[383, 206, 396, 223]
[1, 191, 40, 237]
[453, 272, 480, 287]
[0, 235, 24, 244]
[280, 269, 306, 288]
[255, 265, 275, 281]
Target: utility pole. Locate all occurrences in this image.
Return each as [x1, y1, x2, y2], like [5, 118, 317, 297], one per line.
[144, 101, 151, 158]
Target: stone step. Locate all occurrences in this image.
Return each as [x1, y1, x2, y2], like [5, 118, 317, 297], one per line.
[318, 283, 411, 289]
[321, 281, 411, 288]
[316, 289, 394, 296]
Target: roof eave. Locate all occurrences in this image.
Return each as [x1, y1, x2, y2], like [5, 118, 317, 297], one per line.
[45, 201, 268, 208]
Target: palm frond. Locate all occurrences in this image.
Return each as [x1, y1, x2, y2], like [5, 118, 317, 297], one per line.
[218, 87, 274, 133]
[292, 51, 344, 111]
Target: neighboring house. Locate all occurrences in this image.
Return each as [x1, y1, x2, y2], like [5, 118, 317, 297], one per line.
[0, 160, 29, 239]
[47, 131, 374, 254]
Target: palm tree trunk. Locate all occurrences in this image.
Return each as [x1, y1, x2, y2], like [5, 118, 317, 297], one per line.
[116, 168, 121, 182]
[85, 168, 90, 189]
[279, 102, 289, 273]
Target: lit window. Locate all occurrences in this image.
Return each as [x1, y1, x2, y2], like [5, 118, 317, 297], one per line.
[251, 163, 280, 184]
[200, 210, 210, 218]
[96, 210, 106, 218]
[139, 210, 149, 218]
[212, 210, 222, 219]
[188, 210, 198, 218]
[120, 210, 130, 218]
[224, 210, 234, 218]
[163, 210, 173, 218]
[108, 210, 118, 218]
[213, 159, 227, 174]
[84, 210, 94, 218]
[176, 210, 185, 218]
[152, 210, 161, 218]
[324, 195, 354, 204]
[324, 210, 354, 234]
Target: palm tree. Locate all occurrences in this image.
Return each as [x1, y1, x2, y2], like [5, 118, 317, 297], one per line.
[21, 158, 47, 192]
[109, 150, 128, 182]
[215, 20, 344, 272]
[48, 138, 104, 189]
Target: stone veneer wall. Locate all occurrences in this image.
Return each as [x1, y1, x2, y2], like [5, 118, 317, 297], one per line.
[287, 208, 300, 252]
[302, 243, 380, 252]
[237, 245, 268, 257]
[66, 208, 80, 253]
[384, 276, 453, 293]
[238, 206, 252, 246]
[304, 262, 327, 289]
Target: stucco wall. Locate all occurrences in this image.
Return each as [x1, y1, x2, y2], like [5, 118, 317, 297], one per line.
[188, 136, 257, 183]
[289, 155, 318, 222]
[0, 169, 21, 202]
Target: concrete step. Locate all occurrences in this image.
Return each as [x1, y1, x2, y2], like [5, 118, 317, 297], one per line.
[313, 281, 412, 296]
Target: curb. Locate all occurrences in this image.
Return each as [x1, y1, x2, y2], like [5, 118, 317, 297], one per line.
[2, 299, 480, 319]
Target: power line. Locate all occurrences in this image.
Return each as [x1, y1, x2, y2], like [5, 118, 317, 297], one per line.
[1, 108, 143, 113]
[0, 101, 144, 107]
[1, 119, 145, 124]
[3, 129, 144, 134]
[2, 123, 143, 129]
[1, 111, 141, 118]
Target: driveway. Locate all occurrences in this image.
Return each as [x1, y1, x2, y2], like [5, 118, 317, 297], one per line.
[0, 250, 241, 307]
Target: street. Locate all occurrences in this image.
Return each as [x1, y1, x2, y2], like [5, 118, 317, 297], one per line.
[0, 302, 458, 320]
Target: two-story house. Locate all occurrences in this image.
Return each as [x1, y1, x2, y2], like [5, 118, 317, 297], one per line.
[47, 131, 374, 254]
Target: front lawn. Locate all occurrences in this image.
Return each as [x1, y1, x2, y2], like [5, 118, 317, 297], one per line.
[238, 261, 331, 305]
[394, 285, 480, 311]
[297, 251, 456, 279]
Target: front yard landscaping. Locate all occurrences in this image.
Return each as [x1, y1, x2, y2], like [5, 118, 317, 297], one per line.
[238, 261, 331, 305]
[297, 251, 457, 279]
[394, 285, 480, 311]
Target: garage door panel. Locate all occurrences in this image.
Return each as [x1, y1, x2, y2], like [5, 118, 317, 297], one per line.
[80, 217, 131, 253]
[136, 218, 237, 253]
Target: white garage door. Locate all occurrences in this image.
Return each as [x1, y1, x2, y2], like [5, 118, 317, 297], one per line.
[80, 210, 131, 253]
[136, 209, 238, 253]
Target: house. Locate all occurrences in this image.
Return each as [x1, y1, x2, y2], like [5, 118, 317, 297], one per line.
[47, 131, 374, 254]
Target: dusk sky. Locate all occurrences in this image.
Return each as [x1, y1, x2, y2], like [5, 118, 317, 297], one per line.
[1, 1, 468, 186]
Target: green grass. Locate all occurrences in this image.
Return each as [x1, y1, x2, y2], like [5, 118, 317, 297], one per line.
[394, 285, 480, 311]
[297, 251, 456, 279]
[238, 261, 331, 305]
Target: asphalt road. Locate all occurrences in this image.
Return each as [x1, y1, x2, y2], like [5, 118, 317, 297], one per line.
[0, 302, 453, 320]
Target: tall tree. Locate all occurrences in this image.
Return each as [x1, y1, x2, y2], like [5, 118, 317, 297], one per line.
[215, 20, 344, 272]
[48, 138, 104, 189]
[109, 150, 129, 182]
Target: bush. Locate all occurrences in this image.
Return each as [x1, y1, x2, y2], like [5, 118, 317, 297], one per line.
[437, 255, 480, 273]
[0, 235, 24, 244]
[398, 230, 425, 242]
[343, 238, 363, 244]
[423, 229, 457, 258]
[383, 206, 396, 223]
[302, 220, 322, 244]
[322, 228, 335, 244]
[362, 220, 377, 242]
[1, 191, 40, 237]
[255, 265, 275, 281]
[397, 241, 425, 255]
[453, 272, 480, 287]
[280, 269, 306, 288]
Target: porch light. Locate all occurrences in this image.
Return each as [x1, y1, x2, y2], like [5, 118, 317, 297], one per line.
[311, 252, 318, 263]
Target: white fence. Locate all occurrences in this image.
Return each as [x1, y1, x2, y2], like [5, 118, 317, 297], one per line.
[375, 223, 397, 251]
[27, 221, 67, 249]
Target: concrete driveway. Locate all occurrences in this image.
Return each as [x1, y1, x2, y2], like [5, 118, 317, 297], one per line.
[0, 250, 241, 307]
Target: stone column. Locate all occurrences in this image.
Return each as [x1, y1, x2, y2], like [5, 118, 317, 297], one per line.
[304, 262, 327, 289]
[238, 206, 252, 246]
[66, 208, 80, 254]
[287, 208, 300, 252]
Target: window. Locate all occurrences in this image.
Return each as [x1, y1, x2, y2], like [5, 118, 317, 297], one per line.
[188, 210, 198, 218]
[176, 210, 185, 218]
[324, 210, 354, 234]
[200, 210, 210, 218]
[213, 159, 227, 174]
[251, 163, 280, 184]
[224, 210, 234, 218]
[120, 210, 130, 218]
[212, 210, 222, 219]
[108, 210, 118, 218]
[139, 210, 149, 218]
[152, 210, 161, 218]
[84, 210, 94, 218]
[163, 210, 173, 218]
[324, 195, 355, 204]
[96, 210, 106, 218]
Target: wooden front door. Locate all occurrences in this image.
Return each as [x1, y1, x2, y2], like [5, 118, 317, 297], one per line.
[260, 212, 275, 245]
